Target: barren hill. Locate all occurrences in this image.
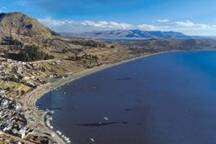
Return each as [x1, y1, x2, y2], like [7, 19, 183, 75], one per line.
[0, 12, 55, 43]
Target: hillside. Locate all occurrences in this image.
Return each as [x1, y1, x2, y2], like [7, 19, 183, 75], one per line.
[0, 12, 56, 46]
[0, 12, 53, 36]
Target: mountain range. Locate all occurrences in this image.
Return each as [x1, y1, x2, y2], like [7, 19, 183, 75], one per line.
[61, 29, 191, 39]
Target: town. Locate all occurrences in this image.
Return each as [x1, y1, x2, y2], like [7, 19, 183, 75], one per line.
[0, 57, 66, 143]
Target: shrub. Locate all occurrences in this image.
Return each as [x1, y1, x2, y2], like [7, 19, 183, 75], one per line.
[6, 45, 54, 62]
[1, 36, 23, 47]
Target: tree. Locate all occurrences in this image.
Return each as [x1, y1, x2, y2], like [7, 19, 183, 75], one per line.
[6, 45, 54, 62]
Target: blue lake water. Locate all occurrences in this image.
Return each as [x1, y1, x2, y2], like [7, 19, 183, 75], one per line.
[37, 51, 216, 144]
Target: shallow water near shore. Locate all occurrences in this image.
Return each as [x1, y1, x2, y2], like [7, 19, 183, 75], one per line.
[37, 50, 216, 144]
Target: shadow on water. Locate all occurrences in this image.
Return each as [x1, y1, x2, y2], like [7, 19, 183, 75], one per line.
[75, 121, 128, 127]
[116, 77, 132, 81]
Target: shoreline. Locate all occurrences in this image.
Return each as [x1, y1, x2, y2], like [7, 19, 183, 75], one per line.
[21, 49, 213, 143]
[22, 50, 178, 107]
[23, 48, 216, 108]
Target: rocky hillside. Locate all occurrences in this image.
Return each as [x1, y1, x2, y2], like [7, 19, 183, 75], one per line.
[0, 12, 56, 45]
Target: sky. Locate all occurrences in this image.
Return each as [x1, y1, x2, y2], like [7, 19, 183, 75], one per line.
[1, 0, 216, 35]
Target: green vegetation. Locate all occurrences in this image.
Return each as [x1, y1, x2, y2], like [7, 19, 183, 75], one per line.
[19, 45, 54, 61]
[6, 45, 54, 62]
[110, 45, 115, 48]
[0, 80, 31, 93]
[1, 36, 23, 47]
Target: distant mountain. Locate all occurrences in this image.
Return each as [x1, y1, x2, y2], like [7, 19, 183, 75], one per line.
[61, 29, 191, 39]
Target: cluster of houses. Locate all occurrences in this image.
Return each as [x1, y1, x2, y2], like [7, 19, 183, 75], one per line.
[0, 91, 31, 139]
[0, 58, 46, 89]
[0, 132, 22, 144]
[0, 58, 68, 143]
[0, 58, 63, 143]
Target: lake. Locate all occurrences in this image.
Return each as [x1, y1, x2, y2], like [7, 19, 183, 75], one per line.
[37, 51, 216, 144]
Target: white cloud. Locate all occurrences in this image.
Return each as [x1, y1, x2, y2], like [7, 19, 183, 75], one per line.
[175, 20, 208, 29]
[39, 18, 133, 32]
[157, 19, 169, 23]
[173, 20, 216, 35]
[39, 18, 75, 27]
[138, 24, 171, 31]
[138, 20, 216, 35]
[81, 20, 133, 30]
[0, 7, 7, 13]
[38, 17, 216, 36]
[39, 18, 82, 32]
[137, 24, 157, 31]
[176, 20, 195, 27]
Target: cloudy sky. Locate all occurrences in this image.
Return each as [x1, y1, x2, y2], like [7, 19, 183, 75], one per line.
[1, 0, 216, 35]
